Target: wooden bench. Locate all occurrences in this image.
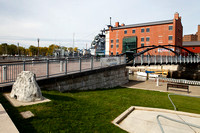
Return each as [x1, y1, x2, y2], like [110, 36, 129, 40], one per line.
[167, 83, 189, 93]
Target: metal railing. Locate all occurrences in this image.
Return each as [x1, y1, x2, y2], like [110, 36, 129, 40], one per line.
[0, 56, 126, 84]
[157, 94, 200, 133]
[132, 55, 200, 66]
[158, 77, 200, 86]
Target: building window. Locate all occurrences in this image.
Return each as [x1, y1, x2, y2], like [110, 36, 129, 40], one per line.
[111, 52, 113, 55]
[141, 37, 144, 42]
[193, 48, 195, 50]
[111, 44, 113, 48]
[141, 28, 145, 33]
[146, 37, 150, 41]
[168, 36, 173, 40]
[116, 44, 119, 48]
[116, 52, 119, 55]
[169, 26, 173, 30]
[116, 39, 119, 43]
[146, 28, 150, 32]
[111, 40, 114, 43]
[141, 43, 144, 47]
[132, 29, 135, 34]
[124, 30, 127, 34]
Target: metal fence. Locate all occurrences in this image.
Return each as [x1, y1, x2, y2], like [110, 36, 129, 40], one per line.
[133, 55, 200, 66]
[0, 56, 126, 84]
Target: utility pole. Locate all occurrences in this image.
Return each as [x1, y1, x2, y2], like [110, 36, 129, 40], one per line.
[110, 17, 112, 25]
[73, 33, 75, 57]
[17, 43, 19, 56]
[37, 38, 40, 57]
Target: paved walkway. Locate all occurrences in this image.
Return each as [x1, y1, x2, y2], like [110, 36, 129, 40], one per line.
[122, 75, 200, 96]
[0, 104, 19, 133]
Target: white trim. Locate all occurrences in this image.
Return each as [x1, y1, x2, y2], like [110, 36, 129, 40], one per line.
[105, 31, 110, 55]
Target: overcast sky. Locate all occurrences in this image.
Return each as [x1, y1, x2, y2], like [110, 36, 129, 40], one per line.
[0, 0, 200, 48]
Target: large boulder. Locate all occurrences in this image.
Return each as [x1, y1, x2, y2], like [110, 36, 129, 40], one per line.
[10, 71, 43, 102]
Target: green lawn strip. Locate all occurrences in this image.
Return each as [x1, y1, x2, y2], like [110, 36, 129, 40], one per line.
[1, 87, 200, 133]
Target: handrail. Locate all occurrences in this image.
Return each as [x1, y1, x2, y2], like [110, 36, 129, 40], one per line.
[157, 93, 200, 133]
[157, 115, 200, 133]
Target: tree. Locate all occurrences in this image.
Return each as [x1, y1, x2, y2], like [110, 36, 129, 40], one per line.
[74, 47, 78, 52]
[63, 47, 68, 51]
[9, 44, 17, 55]
[19, 46, 26, 56]
[48, 44, 60, 55]
[40, 47, 48, 56]
[68, 47, 73, 53]
[1, 43, 8, 55]
[29, 45, 37, 56]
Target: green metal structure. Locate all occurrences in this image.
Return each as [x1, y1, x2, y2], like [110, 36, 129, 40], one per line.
[122, 36, 137, 53]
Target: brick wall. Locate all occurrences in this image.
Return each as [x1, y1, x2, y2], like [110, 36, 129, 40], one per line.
[108, 13, 182, 56]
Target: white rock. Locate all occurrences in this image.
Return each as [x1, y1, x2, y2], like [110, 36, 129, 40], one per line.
[10, 71, 43, 102]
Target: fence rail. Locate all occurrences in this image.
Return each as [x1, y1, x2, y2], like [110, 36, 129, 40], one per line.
[0, 56, 126, 84]
[132, 55, 200, 66]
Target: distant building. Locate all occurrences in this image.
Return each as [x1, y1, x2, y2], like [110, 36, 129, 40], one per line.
[183, 34, 197, 42]
[183, 25, 200, 42]
[54, 47, 68, 57]
[105, 12, 183, 56]
[182, 41, 200, 55]
[82, 49, 90, 56]
[90, 33, 105, 56]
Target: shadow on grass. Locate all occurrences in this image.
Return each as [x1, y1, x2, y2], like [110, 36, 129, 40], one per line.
[43, 93, 76, 101]
[0, 93, 37, 133]
[60, 86, 128, 93]
[124, 80, 145, 86]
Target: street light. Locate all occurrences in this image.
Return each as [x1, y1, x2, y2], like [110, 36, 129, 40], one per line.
[37, 38, 40, 57]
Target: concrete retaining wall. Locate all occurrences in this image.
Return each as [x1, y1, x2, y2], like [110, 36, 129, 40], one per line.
[37, 64, 129, 92]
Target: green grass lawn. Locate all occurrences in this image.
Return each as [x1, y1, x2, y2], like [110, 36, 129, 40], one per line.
[1, 87, 200, 133]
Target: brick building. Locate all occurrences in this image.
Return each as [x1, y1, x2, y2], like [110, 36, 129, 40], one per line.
[105, 12, 183, 56]
[183, 34, 197, 42]
[182, 41, 200, 56]
[183, 25, 200, 42]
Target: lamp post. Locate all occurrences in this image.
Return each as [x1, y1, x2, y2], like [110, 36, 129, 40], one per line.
[17, 43, 19, 56]
[37, 38, 40, 57]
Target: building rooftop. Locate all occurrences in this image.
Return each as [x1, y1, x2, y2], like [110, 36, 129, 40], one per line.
[108, 19, 174, 30]
[183, 41, 200, 46]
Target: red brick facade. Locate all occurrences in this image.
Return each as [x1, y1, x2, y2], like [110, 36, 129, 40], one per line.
[183, 25, 200, 42]
[106, 13, 183, 56]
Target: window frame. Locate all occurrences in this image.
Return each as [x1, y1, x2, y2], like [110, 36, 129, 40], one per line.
[168, 35, 173, 41]
[116, 44, 119, 48]
[116, 39, 119, 43]
[169, 25, 173, 31]
[146, 28, 150, 32]
[124, 30, 127, 34]
[111, 44, 114, 48]
[141, 43, 144, 47]
[141, 37, 144, 42]
[146, 37, 150, 42]
[132, 29, 135, 34]
[141, 28, 145, 33]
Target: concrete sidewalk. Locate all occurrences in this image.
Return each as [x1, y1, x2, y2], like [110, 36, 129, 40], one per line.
[113, 106, 200, 133]
[123, 75, 200, 96]
[0, 104, 19, 133]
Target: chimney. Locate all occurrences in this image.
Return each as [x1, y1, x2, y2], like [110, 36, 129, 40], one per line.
[121, 23, 125, 26]
[174, 12, 179, 20]
[198, 25, 200, 33]
[115, 22, 119, 27]
[198, 25, 200, 41]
